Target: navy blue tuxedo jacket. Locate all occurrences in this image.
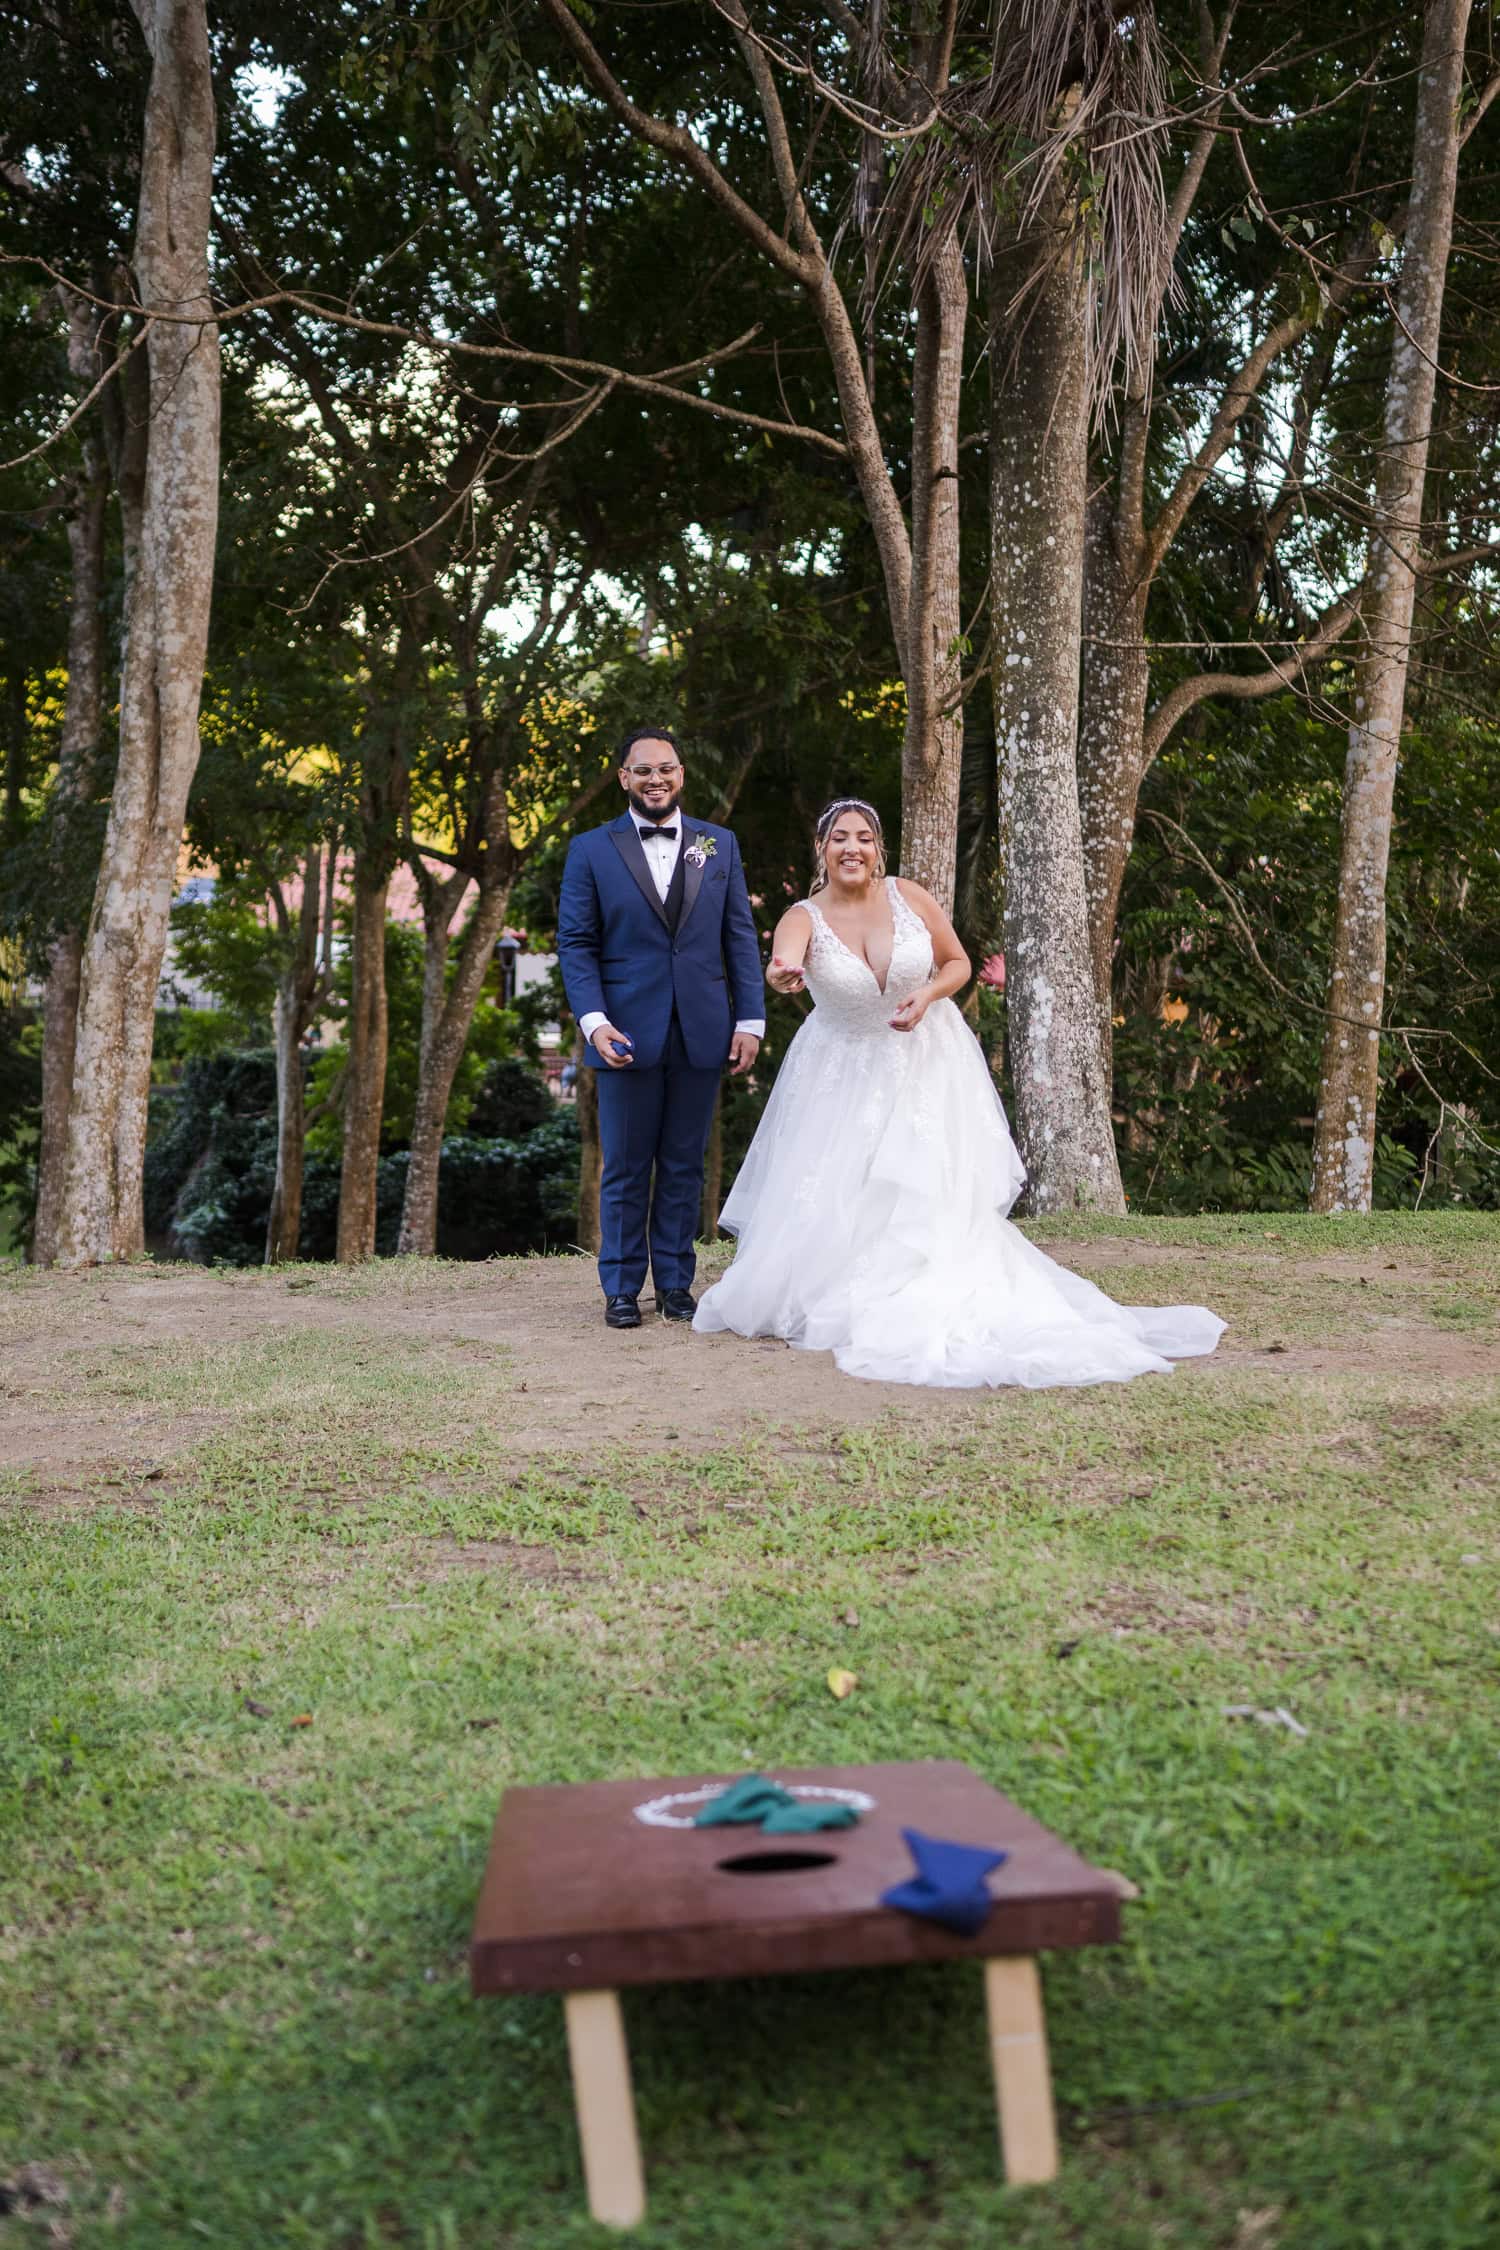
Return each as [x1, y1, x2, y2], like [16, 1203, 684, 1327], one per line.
[557, 812, 764, 1071]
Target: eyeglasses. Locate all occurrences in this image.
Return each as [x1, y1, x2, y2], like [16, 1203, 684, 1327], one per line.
[626, 761, 682, 778]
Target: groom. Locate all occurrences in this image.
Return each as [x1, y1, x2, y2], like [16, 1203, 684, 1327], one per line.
[557, 727, 764, 1328]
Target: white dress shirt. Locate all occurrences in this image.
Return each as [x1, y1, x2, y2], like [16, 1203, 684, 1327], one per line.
[578, 815, 764, 1048]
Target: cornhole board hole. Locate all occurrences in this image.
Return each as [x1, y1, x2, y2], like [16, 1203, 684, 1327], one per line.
[470, 1759, 1125, 2229]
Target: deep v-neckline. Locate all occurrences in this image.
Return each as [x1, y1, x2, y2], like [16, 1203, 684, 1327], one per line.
[813, 880, 897, 995]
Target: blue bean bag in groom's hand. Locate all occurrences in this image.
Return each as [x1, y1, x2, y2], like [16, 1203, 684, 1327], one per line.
[880, 1827, 1008, 1935]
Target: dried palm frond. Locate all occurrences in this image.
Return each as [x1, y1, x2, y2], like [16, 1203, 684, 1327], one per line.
[878, 0, 1174, 418]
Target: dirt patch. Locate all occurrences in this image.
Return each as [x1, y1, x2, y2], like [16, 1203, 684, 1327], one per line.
[1213, 1331, 1499, 1380]
[0, 1257, 957, 1478]
[3, 1241, 1495, 1501]
[416, 1536, 592, 1582]
[1079, 1585, 1264, 1645]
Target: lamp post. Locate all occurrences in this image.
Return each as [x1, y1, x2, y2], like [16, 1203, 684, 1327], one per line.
[495, 928, 521, 1006]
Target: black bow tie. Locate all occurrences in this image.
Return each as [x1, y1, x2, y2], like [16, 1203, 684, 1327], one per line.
[638, 823, 678, 841]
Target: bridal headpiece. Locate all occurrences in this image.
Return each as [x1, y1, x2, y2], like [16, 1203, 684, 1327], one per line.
[811, 797, 886, 893]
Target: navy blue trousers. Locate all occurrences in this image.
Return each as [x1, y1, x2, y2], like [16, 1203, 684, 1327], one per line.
[594, 1015, 721, 1298]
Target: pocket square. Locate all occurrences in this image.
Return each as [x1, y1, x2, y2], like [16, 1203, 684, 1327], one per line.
[880, 1827, 1008, 1935]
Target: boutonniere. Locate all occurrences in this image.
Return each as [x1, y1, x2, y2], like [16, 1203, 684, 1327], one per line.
[684, 835, 716, 869]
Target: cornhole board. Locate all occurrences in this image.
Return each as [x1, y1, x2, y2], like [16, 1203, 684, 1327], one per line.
[470, 1759, 1125, 2228]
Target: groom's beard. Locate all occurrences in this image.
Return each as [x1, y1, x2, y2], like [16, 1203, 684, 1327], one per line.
[626, 786, 683, 825]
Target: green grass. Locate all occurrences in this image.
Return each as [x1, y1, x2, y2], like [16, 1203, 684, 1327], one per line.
[3, 1218, 1499, 2248]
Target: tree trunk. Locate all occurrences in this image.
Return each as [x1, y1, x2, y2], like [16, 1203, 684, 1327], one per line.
[1311, 0, 1470, 1212]
[35, 934, 84, 1260]
[545, 0, 967, 911]
[97, 264, 150, 587]
[267, 982, 308, 1265]
[575, 1036, 601, 1256]
[336, 862, 390, 1261]
[1077, 490, 1150, 1046]
[397, 867, 514, 1256]
[266, 846, 331, 1264]
[53, 0, 219, 1268]
[900, 231, 968, 908]
[989, 194, 1125, 1215]
[33, 418, 109, 1266]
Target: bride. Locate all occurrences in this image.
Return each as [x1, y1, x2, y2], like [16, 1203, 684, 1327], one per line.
[693, 797, 1225, 1389]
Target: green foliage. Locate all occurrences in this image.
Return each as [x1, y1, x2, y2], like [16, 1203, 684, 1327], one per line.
[381, 1115, 581, 1260]
[166, 893, 284, 1027]
[465, 1056, 555, 1139]
[1110, 651, 1500, 1214]
[4, 0, 1497, 1265]
[0, 1003, 41, 1253]
[304, 920, 518, 1155]
[142, 1044, 577, 1265]
[0, 790, 112, 971]
[142, 1048, 281, 1247]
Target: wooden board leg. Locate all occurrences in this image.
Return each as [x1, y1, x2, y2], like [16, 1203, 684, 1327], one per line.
[983, 1955, 1059, 2187]
[563, 1988, 646, 2228]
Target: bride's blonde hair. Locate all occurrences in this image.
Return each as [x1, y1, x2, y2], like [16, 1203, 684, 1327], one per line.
[811, 797, 886, 894]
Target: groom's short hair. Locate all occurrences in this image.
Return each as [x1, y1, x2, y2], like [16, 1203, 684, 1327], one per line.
[618, 725, 684, 767]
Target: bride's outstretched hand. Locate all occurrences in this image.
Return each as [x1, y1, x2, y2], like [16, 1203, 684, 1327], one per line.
[766, 952, 805, 994]
[889, 987, 931, 1032]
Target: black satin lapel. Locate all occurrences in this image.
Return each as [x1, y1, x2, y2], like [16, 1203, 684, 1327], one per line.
[610, 820, 669, 926]
[677, 823, 708, 932]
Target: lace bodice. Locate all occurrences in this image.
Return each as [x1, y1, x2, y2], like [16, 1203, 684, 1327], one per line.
[801, 878, 934, 1034]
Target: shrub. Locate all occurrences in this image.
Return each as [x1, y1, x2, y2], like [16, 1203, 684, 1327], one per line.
[144, 1046, 578, 1264]
[465, 1057, 555, 1140]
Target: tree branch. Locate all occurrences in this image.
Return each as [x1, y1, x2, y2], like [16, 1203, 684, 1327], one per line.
[1460, 67, 1500, 148]
[1417, 537, 1500, 574]
[1146, 303, 1313, 569]
[1140, 585, 1361, 765]
[538, 0, 817, 284]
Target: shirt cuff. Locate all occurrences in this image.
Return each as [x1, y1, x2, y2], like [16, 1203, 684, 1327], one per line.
[734, 1020, 765, 1039]
[578, 1012, 608, 1043]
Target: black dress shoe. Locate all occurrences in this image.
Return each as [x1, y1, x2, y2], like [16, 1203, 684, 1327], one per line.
[657, 1288, 697, 1322]
[604, 1294, 641, 1329]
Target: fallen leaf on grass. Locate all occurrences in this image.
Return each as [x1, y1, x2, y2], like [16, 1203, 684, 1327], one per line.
[1054, 1638, 1081, 1659]
[826, 1667, 858, 1701]
[840, 1607, 859, 1628]
[243, 1698, 273, 1719]
[290, 1714, 314, 1728]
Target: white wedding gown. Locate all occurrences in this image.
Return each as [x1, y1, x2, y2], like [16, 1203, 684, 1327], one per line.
[693, 879, 1225, 1388]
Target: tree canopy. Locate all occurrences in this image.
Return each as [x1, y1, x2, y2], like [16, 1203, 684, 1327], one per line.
[2, 0, 1497, 1261]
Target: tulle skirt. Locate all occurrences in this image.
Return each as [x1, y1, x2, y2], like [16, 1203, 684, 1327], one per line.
[693, 999, 1225, 1389]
